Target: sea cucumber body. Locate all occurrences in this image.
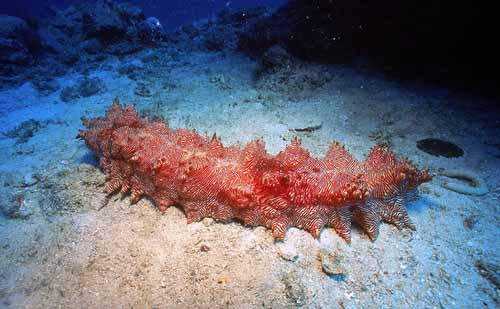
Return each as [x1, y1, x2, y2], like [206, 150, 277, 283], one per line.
[78, 100, 431, 242]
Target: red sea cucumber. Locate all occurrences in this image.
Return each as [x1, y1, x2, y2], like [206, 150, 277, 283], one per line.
[78, 99, 432, 242]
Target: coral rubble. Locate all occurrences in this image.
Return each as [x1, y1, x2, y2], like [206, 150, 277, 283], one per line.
[78, 100, 431, 242]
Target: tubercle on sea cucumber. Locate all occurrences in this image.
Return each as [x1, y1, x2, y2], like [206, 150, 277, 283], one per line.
[77, 99, 432, 243]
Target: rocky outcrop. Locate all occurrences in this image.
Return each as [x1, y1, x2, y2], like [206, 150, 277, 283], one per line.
[0, 15, 40, 74]
[237, 0, 499, 89]
[0, 0, 166, 90]
[39, 0, 165, 57]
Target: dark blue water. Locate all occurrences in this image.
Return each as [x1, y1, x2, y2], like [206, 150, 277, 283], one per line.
[0, 0, 287, 29]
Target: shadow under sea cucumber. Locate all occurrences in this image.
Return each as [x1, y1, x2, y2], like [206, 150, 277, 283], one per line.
[77, 99, 432, 242]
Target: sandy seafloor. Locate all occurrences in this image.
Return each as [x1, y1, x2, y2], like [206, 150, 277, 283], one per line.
[0, 45, 499, 308]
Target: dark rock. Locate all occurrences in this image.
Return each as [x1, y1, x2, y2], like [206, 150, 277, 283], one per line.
[118, 62, 144, 80]
[60, 0, 144, 45]
[140, 52, 161, 63]
[417, 138, 464, 158]
[255, 45, 332, 97]
[181, 24, 199, 38]
[36, 27, 65, 54]
[0, 38, 32, 65]
[80, 39, 102, 54]
[78, 76, 105, 97]
[163, 6, 267, 53]
[204, 32, 225, 51]
[60, 76, 106, 103]
[104, 41, 143, 55]
[81, 10, 127, 44]
[59, 86, 79, 103]
[134, 82, 152, 97]
[31, 77, 60, 96]
[0, 15, 39, 66]
[260, 45, 292, 72]
[61, 50, 80, 65]
[137, 17, 165, 43]
[38, 0, 160, 60]
[0, 15, 30, 38]
[4, 119, 46, 144]
[238, 1, 360, 62]
[0, 15, 39, 50]
[237, 1, 499, 93]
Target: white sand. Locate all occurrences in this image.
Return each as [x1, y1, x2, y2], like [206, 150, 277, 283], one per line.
[0, 47, 498, 308]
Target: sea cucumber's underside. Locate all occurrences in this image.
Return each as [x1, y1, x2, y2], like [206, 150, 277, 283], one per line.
[78, 100, 432, 242]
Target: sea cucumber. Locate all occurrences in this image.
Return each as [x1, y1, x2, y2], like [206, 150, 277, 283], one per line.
[439, 169, 488, 196]
[77, 99, 432, 242]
